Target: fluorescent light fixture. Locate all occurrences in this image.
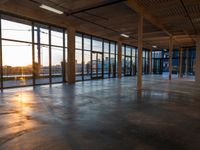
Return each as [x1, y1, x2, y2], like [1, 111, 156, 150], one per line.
[120, 34, 129, 38]
[40, 4, 63, 14]
[152, 45, 157, 48]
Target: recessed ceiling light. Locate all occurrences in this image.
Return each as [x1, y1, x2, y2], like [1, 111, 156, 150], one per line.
[152, 45, 157, 48]
[40, 4, 63, 14]
[120, 34, 129, 38]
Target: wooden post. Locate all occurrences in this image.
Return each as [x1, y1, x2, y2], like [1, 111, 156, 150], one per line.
[169, 36, 173, 80]
[67, 27, 76, 83]
[137, 14, 143, 90]
[118, 40, 122, 78]
[179, 48, 183, 78]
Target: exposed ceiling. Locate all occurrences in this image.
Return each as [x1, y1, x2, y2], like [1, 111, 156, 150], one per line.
[0, 0, 199, 49]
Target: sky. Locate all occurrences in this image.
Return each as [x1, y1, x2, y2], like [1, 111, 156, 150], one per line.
[2, 19, 64, 67]
[1, 18, 116, 67]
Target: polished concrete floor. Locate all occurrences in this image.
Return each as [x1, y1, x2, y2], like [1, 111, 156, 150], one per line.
[0, 75, 199, 150]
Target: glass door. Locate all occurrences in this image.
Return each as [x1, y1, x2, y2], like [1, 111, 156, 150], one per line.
[124, 56, 131, 76]
[153, 59, 162, 74]
[92, 52, 103, 79]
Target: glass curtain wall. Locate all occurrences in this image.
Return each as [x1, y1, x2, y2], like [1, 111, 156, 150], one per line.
[152, 50, 162, 74]
[172, 49, 179, 74]
[182, 47, 196, 76]
[75, 33, 117, 81]
[142, 49, 150, 74]
[110, 42, 116, 78]
[0, 14, 67, 89]
[152, 48, 196, 76]
[122, 45, 137, 76]
[75, 33, 83, 81]
[92, 37, 103, 79]
[187, 48, 196, 75]
[104, 41, 109, 78]
[1, 15, 33, 87]
[162, 49, 169, 72]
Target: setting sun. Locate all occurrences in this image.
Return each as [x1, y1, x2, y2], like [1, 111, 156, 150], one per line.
[2, 40, 32, 67]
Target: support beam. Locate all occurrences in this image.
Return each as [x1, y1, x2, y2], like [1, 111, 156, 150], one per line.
[67, 0, 126, 16]
[67, 27, 76, 83]
[179, 48, 183, 78]
[169, 36, 173, 80]
[117, 40, 122, 78]
[195, 36, 200, 83]
[126, 0, 171, 36]
[137, 14, 143, 90]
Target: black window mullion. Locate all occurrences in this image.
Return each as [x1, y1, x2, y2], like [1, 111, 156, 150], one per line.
[130, 48, 133, 76]
[82, 34, 84, 81]
[49, 26, 52, 84]
[109, 41, 111, 78]
[63, 28, 66, 82]
[102, 39, 104, 78]
[0, 15, 3, 91]
[114, 42, 116, 78]
[32, 22, 35, 86]
[90, 35, 92, 79]
[124, 45, 126, 75]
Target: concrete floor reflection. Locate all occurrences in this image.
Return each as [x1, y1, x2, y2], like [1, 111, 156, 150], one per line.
[0, 75, 199, 150]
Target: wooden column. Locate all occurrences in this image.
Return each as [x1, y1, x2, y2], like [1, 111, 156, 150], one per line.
[169, 36, 173, 80]
[67, 27, 76, 83]
[118, 40, 122, 78]
[137, 14, 143, 90]
[178, 48, 183, 78]
[196, 36, 200, 83]
[149, 48, 152, 74]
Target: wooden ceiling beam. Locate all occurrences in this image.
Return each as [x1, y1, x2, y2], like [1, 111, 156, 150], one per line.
[126, 0, 171, 36]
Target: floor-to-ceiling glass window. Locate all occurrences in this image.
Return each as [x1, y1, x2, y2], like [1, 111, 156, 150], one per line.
[51, 27, 64, 83]
[1, 15, 33, 87]
[162, 49, 169, 72]
[172, 49, 179, 75]
[132, 47, 136, 76]
[188, 48, 196, 75]
[124, 46, 132, 76]
[152, 48, 196, 77]
[122, 46, 125, 76]
[142, 49, 146, 74]
[141, 49, 150, 74]
[144, 49, 150, 74]
[110, 42, 116, 78]
[122, 44, 137, 76]
[152, 50, 162, 74]
[104, 40, 109, 78]
[83, 35, 91, 80]
[75, 32, 117, 81]
[34, 23, 50, 84]
[64, 31, 68, 82]
[75, 33, 83, 81]
[116, 44, 118, 77]
[0, 13, 67, 89]
[182, 47, 196, 76]
[92, 37, 103, 79]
